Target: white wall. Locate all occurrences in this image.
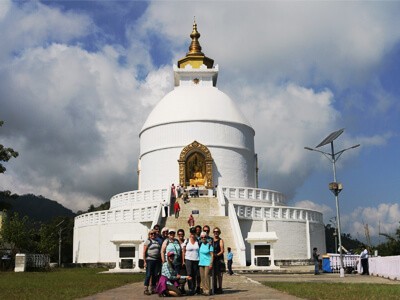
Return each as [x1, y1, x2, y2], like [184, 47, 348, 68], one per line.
[73, 222, 148, 263]
[139, 121, 256, 189]
[238, 219, 326, 262]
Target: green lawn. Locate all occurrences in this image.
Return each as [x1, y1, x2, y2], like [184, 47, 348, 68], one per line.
[263, 282, 400, 300]
[0, 268, 144, 300]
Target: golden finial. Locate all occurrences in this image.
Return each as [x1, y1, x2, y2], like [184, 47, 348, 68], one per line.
[177, 21, 214, 69]
[187, 20, 203, 56]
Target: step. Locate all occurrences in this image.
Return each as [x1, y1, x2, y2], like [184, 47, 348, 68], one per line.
[163, 196, 241, 266]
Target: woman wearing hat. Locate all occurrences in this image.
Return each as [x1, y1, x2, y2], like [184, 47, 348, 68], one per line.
[156, 251, 192, 297]
[198, 231, 214, 296]
[143, 230, 161, 295]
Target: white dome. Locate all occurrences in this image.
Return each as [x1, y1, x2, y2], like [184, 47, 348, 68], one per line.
[140, 86, 253, 134]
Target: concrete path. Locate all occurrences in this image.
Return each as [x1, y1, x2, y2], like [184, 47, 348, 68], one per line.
[80, 273, 302, 300]
[80, 267, 399, 300]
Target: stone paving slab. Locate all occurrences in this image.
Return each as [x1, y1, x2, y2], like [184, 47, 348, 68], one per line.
[79, 273, 302, 300]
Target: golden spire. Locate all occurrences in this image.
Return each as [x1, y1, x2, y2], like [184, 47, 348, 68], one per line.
[187, 21, 204, 56]
[177, 21, 214, 69]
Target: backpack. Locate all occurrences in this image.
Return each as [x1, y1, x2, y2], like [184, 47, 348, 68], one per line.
[145, 238, 161, 259]
[164, 238, 182, 262]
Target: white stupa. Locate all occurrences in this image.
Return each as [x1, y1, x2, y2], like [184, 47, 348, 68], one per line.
[73, 22, 326, 269]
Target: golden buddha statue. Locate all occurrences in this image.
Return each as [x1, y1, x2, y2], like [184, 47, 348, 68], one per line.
[190, 167, 206, 186]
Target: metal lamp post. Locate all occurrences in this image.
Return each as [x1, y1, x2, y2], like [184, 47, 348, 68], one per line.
[56, 220, 65, 267]
[305, 128, 360, 278]
[330, 217, 338, 254]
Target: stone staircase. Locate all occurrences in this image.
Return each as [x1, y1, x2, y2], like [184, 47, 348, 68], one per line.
[165, 197, 239, 266]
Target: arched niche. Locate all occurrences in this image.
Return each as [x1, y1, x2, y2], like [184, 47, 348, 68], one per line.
[178, 141, 213, 188]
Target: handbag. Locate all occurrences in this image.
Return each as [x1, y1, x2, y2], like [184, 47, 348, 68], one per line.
[219, 258, 226, 273]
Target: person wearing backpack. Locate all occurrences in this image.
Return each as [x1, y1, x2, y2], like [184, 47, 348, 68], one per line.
[161, 229, 184, 272]
[143, 230, 161, 295]
[182, 227, 200, 295]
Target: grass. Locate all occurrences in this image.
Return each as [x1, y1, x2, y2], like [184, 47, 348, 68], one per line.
[0, 268, 144, 300]
[263, 282, 400, 300]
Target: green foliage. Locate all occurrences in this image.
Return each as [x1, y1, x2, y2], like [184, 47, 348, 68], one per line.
[325, 224, 363, 253]
[0, 211, 74, 262]
[0, 212, 36, 254]
[0, 190, 109, 263]
[263, 282, 400, 300]
[0, 120, 19, 174]
[35, 217, 75, 263]
[376, 222, 400, 256]
[0, 268, 144, 299]
[0, 192, 75, 222]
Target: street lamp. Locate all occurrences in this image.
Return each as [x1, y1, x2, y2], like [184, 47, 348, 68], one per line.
[329, 217, 338, 254]
[56, 220, 65, 267]
[305, 128, 360, 278]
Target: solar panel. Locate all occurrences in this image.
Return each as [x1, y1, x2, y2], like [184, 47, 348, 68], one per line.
[316, 128, 344, 148]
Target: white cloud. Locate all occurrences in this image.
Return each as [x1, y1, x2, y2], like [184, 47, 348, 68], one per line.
[236, 83, 339, 198]
[294, 199, 333, 217]
[337, 203, 400, 245]
[0, 0, 11, 20]
[139, 2, 400, 89]
[0, 41, 171, 211]
[1, 1, 399, 215]
[0, 1, 93, 61]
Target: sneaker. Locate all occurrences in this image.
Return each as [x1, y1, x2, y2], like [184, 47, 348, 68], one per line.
[144, 290, 151, 295]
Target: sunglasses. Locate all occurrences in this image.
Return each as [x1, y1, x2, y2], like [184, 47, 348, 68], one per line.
[213, 231, 220, 234]
[203, 229, 210, 232]
[150, 233, 155, 235]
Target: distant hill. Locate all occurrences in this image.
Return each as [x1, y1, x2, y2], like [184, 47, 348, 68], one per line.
[0, 192, 75, 222]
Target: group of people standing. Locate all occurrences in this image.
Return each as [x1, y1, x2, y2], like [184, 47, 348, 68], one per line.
[143, 224, 232, 297]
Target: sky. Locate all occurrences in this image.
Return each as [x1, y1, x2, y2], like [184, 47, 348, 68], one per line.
[0, 1, 399, 245]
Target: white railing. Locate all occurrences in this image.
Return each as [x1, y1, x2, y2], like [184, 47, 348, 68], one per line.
[228, 202, 246, 266]
[369, 255, 400, 280]
[327, 254, 359, 272]
[151, 204, 163, 230]
[216, 185, 226, 215]
[221, 186, 286, 205]
[234, 204, 323, 223]
[110, 188, 169, 209]
[74, 205, 159, 228]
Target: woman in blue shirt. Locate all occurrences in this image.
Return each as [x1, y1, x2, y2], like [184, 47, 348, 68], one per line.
[198, 231, 214, 296]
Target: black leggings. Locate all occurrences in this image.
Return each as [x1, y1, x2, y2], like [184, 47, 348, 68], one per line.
[166, 284, 181, 296]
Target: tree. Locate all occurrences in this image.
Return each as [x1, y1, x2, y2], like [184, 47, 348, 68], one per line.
[325, 223, 363, 253]
[0, 120, 19, 174]
[0, 212, 35, 255]
[376, 222, 400, 256]
[36, 217, 74, 263]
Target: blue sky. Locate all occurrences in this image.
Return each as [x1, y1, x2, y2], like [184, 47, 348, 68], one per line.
[0, 1, 399, 245]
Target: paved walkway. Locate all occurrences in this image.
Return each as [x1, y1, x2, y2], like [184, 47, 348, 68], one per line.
[80, 267, 400, 300]
[80, 273, 302, 300]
